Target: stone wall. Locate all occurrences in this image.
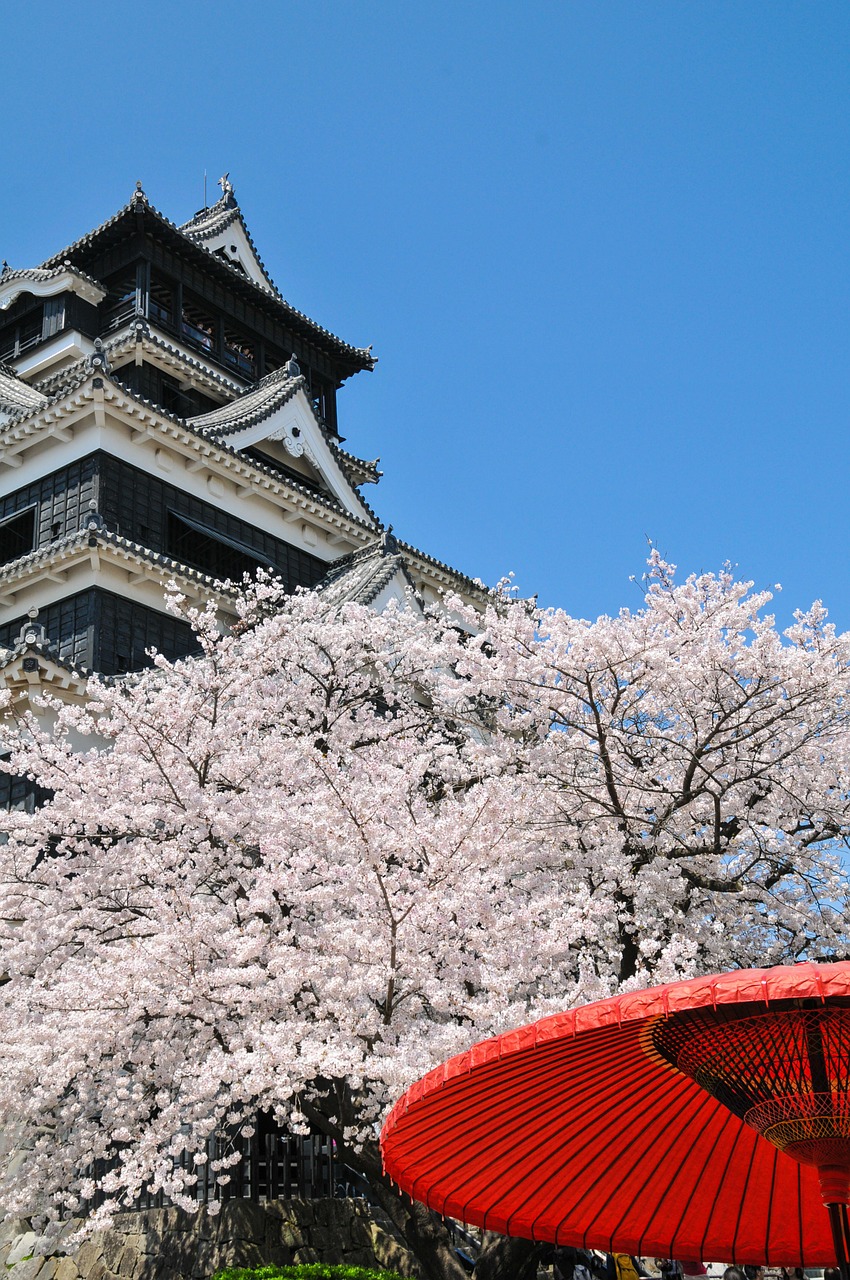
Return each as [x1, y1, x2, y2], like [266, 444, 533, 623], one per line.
[0, 1198, 424, 1280]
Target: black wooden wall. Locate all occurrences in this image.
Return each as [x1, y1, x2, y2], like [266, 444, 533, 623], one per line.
[97, 453, 328, 590]
[0, 455, 98, 546]
[0, 588, 198, 675]
[0, 451, 330, 592]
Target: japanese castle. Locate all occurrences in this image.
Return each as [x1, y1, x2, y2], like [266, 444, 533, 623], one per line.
[0, 177, 480, 772]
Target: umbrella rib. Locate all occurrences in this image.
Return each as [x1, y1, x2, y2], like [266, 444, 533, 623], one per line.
[762, 1144, 778, 1263]
[730, 1126, 760, 1262]
[796, 1161, 804, 1266]
[695, 1106, 752, 1262]
[630, 1089, 734, 1257]
[520, 1060, 705, 1245]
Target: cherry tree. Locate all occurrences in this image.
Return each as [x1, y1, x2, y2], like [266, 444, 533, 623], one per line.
[470, 557, 850, 991]
[1, 560, 849, 1280]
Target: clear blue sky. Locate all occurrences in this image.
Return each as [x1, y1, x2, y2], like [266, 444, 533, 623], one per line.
[4, 2, 849, 628]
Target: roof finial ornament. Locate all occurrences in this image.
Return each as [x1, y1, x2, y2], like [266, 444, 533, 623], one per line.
[82, 498, 106, 536]
[133, 180, 146, 203]
[285, 352, 301, 377]
[0, 261, 8, 276]
[380, 525, 398, 555]
[218, 172, 235, 206]
[88, 337, 111, 376]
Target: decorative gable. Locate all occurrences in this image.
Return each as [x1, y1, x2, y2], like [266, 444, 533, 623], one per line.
[317, 532, 423, 613]
[180, 177, 278, 296]
[189, 361, 378, 524]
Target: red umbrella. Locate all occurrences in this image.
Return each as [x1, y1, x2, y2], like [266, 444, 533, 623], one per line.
[381, 962, 850, 1268]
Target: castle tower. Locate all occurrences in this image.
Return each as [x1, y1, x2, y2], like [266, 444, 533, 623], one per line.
[0, 180, 480, 716]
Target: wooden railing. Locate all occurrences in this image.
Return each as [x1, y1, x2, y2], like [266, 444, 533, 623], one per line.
[89, 1128, 337, 1211]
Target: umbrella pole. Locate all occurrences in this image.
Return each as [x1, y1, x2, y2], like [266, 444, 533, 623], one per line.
[826, 1202, 850, 1280]
[842, 1205, 850, 1280]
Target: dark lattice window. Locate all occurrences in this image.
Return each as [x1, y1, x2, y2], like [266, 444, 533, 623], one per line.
[42, 297, 65, 339]
[0, 759, 52, 814]
[97, 592, 200, 675]
[0, 507, 35, 565]
[166, 512, 266, 583]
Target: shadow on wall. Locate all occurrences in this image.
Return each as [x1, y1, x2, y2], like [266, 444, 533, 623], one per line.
[0, 1198, 426, 1280]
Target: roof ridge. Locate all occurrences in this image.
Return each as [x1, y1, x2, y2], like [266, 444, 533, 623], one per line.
[38, 193, 375, 369]
[0, 370, 382, 533]
[0, 263, 104, 290]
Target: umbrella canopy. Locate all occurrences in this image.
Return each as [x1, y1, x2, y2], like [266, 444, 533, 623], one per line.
[381, 962, 850, 1265]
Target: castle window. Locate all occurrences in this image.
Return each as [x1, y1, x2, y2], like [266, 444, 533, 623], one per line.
[181, 293, 217, 355]
[149, 274, 176, 328]
[0, 506, 36, 566]
[166, 511, 269, 583]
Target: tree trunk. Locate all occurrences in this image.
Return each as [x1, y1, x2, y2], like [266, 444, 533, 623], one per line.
[474, 1232, 543, 1280]
[312, 1109, 545, 1280]
[368, 1179, 469, 1280]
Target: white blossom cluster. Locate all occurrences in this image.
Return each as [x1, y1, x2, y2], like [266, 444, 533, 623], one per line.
[0, 559, 847, 1245]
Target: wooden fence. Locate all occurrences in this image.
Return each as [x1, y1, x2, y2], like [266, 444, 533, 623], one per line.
[91, 1128, 337, 1210]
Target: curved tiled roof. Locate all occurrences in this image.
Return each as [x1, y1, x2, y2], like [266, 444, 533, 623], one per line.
[181, 201, 242, 239]
[34, 320, 245, 400]
[0, 363, 48, 413]
[39, 189, 375, 373]
[0, 524, 241, 601]
[188, 364, 304, 440]
[0, 263, 106, 310]
[188, 363, 383, 522]
[317, 535, 420, 607]
[0, 263, 104, 291]
[180, 195, 279, 295]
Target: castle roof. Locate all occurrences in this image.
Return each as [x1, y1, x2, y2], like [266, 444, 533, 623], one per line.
[317, 532, 421, 608]
[38, 183, 375, 380]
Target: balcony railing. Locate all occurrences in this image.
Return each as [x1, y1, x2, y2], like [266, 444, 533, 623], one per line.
[181, 318, 215, 353]
[0, 326, 64, 363]
[103, 301, 137, 332]
[99, 300, 257, 382]
[224, 344, 256, 377]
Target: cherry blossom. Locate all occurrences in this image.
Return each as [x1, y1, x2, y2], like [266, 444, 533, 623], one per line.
[0, 561, 847, 1280]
